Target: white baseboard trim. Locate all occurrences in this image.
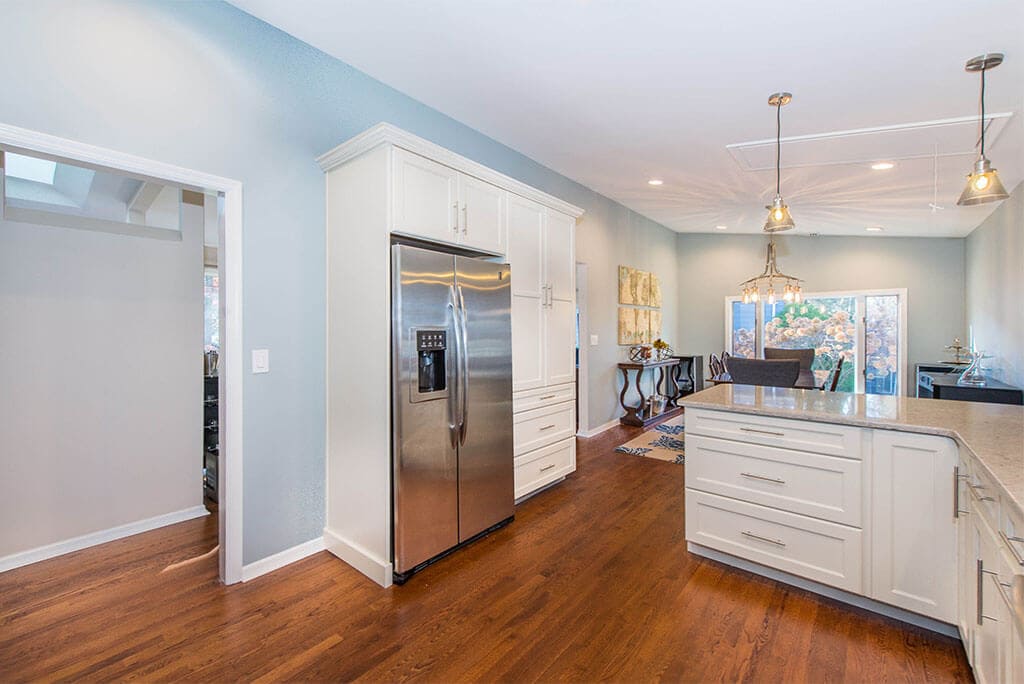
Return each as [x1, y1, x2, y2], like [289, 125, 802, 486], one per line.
[688, 542, 959, 638]
[241, 536, 325, 582]
[323, 528, 393, 588]
[0, 505, 209, 574]
[578, 418, 619, 438]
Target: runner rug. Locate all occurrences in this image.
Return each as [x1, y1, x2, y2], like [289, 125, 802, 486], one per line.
[613, 415, 685, 464]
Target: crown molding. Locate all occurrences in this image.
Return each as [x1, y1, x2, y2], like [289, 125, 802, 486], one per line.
[317, 122, 585, 218]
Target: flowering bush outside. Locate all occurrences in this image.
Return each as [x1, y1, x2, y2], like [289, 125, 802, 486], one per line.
[864, 295, 899, 394]
[764, 299, 856, 392]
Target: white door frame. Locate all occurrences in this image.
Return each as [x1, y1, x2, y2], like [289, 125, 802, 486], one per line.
[575, 262, 589, 435]
[0, 122, 244, 584]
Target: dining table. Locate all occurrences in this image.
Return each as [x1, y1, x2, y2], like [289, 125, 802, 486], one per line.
[708, 368, 832, 390]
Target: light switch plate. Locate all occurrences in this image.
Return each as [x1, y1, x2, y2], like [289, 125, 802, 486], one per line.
[590, 334, 599, 347]
[252, 349, 270, 374]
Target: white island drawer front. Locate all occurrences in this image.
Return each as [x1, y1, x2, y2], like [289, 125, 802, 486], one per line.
[686, 490, 863, 593]
[686, 434, 863, 527]
[685, 408, 862, 459]
[515, 438, 575, 499]
[514, 401, 575, 455]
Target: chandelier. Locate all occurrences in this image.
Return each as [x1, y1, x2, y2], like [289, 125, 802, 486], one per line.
[740, 238, 802, 304]
[740, 91, 802, 305]
[957, 53, 1009, 206]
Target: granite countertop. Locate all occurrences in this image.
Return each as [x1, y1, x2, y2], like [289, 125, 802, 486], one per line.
[681, 384, 1024, 519]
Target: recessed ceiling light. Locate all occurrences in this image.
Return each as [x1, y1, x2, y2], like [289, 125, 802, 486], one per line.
[871, 162, 895, 170]
[866, 226, 884, 232]
[647, 179, 663, 186]
[715, 225, 728, 231]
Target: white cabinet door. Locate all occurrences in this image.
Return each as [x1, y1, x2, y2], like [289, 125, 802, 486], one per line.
[870, 430, 958, 623]
[507, 195, 544, 296]
[458, 175, 505, 255]
[545, 299, 576, 386]
[957, 459, 976, 657]
[508, 195, 546, 392]
[974, 511, 1006, 684]
[392, 148, 459, 244]
[544, 209, 575, 301]
[512, 294, 544, 391]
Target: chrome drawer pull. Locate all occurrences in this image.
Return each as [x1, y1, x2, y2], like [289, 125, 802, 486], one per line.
[539, 424, 557, 431]
[539, 394, 558, 400]
[539, 464, 556, 472]
[740, 472, 786, 485]
[981, 614, 999, 623]
[968, 483, 987, 490]
[741, 531, 786, 547]
[999, 530, 1024, 566]
[739, 427, 785, 437]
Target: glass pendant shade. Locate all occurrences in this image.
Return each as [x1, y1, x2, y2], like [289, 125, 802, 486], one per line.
[957, 157, 1009, 206]
[957, 53, 1008, 207]
[763, 195, 795, 232]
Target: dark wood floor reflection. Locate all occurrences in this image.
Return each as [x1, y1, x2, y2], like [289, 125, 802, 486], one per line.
[0, 423, 972, 681]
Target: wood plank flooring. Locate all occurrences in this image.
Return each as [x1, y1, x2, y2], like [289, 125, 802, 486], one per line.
[0, 424, 973, 682]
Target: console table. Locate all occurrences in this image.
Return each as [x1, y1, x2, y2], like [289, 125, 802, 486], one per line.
[617, 359, 685, 427]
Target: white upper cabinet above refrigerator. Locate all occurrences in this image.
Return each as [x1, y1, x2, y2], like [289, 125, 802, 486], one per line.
[392, 147, 507, 255]
[458, 173, 505, 255]
[392, 148, 460, 245]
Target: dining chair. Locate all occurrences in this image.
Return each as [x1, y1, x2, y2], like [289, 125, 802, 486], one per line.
[726, 358, 800, 388]
[708, 353, 724, 377]
[764, 347, 815, 371]
[721, 351, 731, 372]
[827, 357, 845, 391]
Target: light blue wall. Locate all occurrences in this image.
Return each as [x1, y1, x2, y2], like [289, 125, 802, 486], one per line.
[0, 0, 677, 563]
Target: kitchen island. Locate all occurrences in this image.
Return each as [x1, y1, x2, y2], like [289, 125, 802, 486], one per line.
[680, 384, 1024, 681]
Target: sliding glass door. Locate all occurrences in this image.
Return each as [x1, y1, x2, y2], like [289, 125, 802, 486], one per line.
[725, 289, 906, 395]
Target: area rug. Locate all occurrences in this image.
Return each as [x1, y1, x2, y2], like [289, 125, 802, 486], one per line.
[614, 415, 685, 464]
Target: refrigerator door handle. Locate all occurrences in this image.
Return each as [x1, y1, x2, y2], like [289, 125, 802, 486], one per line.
[447, 286, 460, 449]
[457, 285, 470, 446]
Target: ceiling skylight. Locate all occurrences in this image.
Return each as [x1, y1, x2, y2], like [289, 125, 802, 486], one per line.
[4, 153, 57, 185]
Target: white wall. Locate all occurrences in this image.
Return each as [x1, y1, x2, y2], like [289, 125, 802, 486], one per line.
[965, 182, 1024, 388]
[0, 199, 204, 558]
[675, 233, 966, 392]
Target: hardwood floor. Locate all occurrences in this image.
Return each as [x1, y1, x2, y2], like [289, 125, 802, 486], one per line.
[0, 424, 972, 682]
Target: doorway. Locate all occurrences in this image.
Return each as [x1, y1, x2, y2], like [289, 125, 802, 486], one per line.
[0, 124, 244, 583]
[575, 262, 589, 435]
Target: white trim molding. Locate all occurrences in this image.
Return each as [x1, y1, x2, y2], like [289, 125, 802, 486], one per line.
[0, 122, 245, 585]
[0, 506, 209, 574]
[323, 528, 393, 588]
[241, 536, 326, 582]
[317, 123, 585, 219]
[578, 418, 620, 438]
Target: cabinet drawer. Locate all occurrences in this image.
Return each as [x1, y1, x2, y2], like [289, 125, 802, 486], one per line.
[686, 434, 862, 527]
[513, 383, 575, 414]
[514, 401, 574, 455]
[515, 438, 575, 499]
[685, 408, 861, 459]
[686, 489, 862, 593]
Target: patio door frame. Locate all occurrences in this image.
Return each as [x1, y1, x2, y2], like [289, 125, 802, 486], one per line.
[724, 287, 908, 395]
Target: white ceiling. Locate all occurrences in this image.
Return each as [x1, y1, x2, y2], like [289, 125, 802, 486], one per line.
[230, 0, 1024, 237]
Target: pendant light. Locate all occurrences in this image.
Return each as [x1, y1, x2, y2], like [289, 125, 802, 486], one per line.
[957, 53, 1009, 206]
[764, 92, 795, 232]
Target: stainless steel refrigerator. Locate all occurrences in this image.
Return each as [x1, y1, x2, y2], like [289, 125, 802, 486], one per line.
[391, 242, 514, 583]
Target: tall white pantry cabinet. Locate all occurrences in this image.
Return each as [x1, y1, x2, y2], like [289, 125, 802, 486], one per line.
[318, 123, 583, 586]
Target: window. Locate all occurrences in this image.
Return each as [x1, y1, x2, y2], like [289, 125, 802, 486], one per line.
[204, 267, 219, 349]
[725, 289, 906, 395]
[4, 153, 56, 184]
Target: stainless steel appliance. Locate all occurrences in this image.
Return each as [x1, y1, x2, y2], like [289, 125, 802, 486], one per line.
[391, 242, 514, 583]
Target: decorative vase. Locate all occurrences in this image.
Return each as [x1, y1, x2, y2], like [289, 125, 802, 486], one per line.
[957, 350, 987, 387]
